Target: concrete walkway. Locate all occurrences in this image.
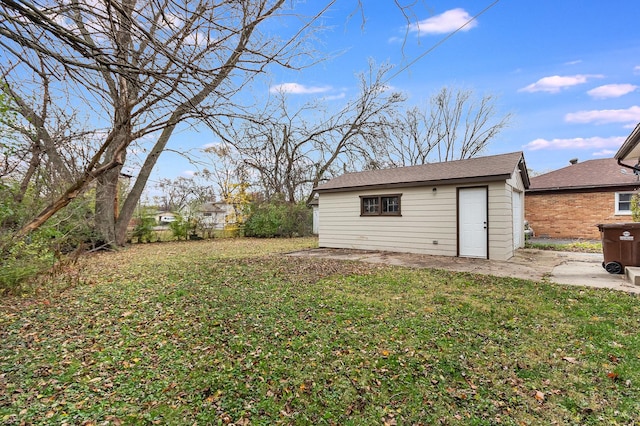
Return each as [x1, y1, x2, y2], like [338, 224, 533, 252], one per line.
[549, 251, 638, 293]
[287, 248, 640, 294]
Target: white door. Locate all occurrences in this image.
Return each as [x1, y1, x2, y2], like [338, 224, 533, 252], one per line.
[459, 187, 488, 258]
[512, 191, 522, 249]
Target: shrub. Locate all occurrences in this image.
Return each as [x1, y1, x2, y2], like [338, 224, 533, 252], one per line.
[0, 235, 55, 294]
[632, 194, 640, 222]
[0, 182, 97, 294]
[244, 201, 312, 238]
[131, 215, 156, 243]
[168, 215, 193, 240]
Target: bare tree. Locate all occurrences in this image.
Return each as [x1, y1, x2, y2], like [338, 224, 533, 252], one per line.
[154, 173, 216, 213]
[210, 62, 405, 204]
[202, 144, 250, 204]
[377, 87, 511, 167]
[0, 59, 98, 204]
[0, 0, 335, 245]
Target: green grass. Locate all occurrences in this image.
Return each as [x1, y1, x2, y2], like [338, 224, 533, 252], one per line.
[2, 237, 639, 425]
[525, 240, 602, 253]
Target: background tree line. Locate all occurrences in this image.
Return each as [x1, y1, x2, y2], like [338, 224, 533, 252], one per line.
[0, 0, 509, 290]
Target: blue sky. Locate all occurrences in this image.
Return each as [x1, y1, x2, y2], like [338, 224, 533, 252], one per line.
[147, 0, 640, 190]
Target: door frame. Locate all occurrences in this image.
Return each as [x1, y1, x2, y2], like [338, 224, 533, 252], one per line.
[457, 186, 489, 259]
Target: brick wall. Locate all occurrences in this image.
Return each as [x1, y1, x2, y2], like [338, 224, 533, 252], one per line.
[525, 191, 633, 239]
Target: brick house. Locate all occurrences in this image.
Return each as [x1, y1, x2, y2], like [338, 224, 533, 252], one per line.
[525, 158, 640, 239]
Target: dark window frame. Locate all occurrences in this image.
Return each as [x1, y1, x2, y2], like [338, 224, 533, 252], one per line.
[360, 194, 402, 216]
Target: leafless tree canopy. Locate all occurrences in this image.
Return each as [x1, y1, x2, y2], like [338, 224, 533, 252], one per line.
[208, 62, 405, 204]
[206, 81, 511, 204]
[154, 173, 216, 213]
[0, 0, 331, 244]
[0, 1, 510, 246]
[376, 87, 512, 167]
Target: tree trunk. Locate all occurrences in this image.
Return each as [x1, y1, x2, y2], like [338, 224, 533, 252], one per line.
[94, 166, 121, 245]
[114, 12, 265, 245]
[114, 126, 173, 245]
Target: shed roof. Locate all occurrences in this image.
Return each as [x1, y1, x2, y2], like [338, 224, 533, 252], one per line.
[528, 158, 639, 193]
[315, 152, 528, 192]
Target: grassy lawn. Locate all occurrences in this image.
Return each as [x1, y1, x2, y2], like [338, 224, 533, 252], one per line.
[525, 240, 602, 253]
[1, 238, 639, 425]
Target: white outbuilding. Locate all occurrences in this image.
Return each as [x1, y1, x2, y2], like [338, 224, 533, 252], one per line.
[313, 152, 530, 261]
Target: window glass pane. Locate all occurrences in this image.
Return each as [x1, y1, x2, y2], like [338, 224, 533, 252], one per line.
[619, 193, 632, 212]
[363, 197, 379, 213]
[382, 196, 399, 213]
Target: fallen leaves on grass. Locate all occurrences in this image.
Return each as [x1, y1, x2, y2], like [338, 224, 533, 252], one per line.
[1, 237, 640, 424]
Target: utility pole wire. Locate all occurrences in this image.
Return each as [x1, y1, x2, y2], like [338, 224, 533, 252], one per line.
[385, 0, 500, 84]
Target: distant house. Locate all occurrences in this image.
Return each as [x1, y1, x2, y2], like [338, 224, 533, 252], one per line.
[156, 211, 178, 225]
[525, 158, 640, 239]
[197, 201, 235, 230]
[314, 152, 529, 261]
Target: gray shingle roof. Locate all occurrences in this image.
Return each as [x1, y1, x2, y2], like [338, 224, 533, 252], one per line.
[528, 158, 639, 192]
[200, 202, 226, 213]
[315, 152, 528, 192]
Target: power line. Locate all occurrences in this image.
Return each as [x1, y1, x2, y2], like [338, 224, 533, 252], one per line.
[385, 0, 501, 84]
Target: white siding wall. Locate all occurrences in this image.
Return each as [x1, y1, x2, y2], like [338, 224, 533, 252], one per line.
[319, 169, 525, 261]
[319, 186, 458, 256]
[487, 181, 513, 260]
[487, 169, 526, 260]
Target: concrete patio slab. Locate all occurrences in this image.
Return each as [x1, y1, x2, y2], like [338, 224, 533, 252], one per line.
[287, 248, 640, 294]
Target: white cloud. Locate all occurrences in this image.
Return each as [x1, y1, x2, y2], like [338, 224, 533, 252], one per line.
[183, 170, 196, 177]
[634, 65, 640, 75]
[523, 136, 625, 151]
[519, 74, 603, 93]
[269, 83, 332, 95]
[408, 8, 477, 36]
[565, 105, 640, 124]
[587, 84, 637, 99]
[322, 93, 346, 101]
[564, 60, 582, 66]
[592, 149, 617, 157]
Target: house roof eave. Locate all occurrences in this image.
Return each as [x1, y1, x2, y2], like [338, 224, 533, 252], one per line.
[518, 155, 531, 189]
[315, 173, 512, 194]
[527, 182, 640, 194]
[615, 123, 640, 162]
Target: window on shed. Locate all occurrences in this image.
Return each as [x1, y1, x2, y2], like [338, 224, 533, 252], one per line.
[361, 196, 380, 215]
[616, 192, 634, 215]
[360, 194, 401, 216]
[382, 196, 399, 213]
